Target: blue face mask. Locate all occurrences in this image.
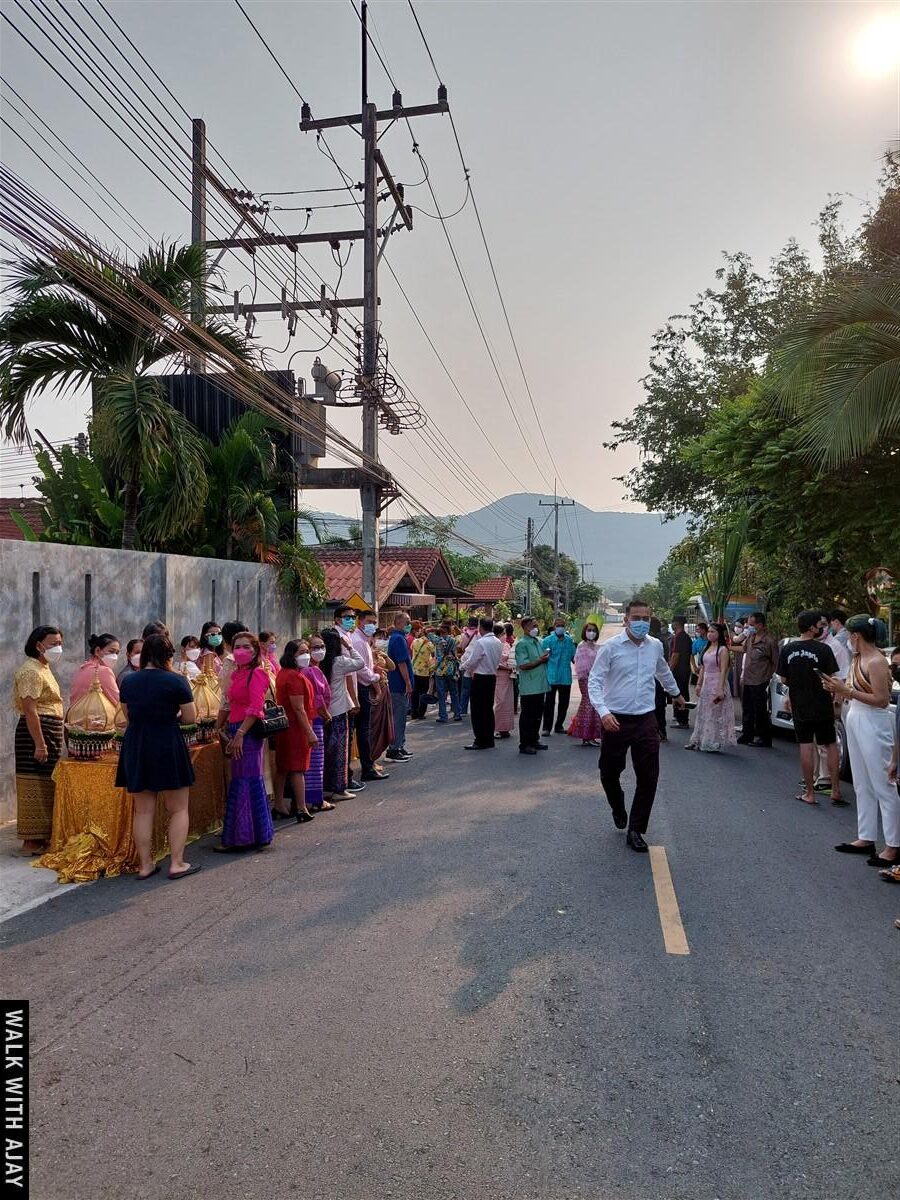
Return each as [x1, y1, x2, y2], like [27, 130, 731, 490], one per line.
[341, 617, 356, 631]
[207, 634, 222, 647]
[404, 624, 412, 635]
[363, 623, 377, 637]
[629, 619, 651, 640]
[555, 627, 566, 637]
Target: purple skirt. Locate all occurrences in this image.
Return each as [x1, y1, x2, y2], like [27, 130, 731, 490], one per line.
[222, 723, 273, 848]
[304, 717, 326, 808]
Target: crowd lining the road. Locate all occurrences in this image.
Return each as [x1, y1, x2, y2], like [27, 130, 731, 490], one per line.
[11, 602, 900, 926]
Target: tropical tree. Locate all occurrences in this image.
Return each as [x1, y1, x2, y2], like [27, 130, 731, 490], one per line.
[0, 241, 257, 549]
[9, 441, 122, 547]
[766, 272, 900, 468]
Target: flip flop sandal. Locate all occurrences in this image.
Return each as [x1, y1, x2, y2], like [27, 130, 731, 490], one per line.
[878, 869, 900, 883]
[794, 793, 817, 805]
[168, 863, 202, 880]
[136, 864, 161, 880]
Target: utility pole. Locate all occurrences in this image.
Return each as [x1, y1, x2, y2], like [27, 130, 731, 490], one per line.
[296, 3, 448, 608]
[539, 482, 574, 614]
[524, 516, 534, 612]
[190, 118, 207, 373]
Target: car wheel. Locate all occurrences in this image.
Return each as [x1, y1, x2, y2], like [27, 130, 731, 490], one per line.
[836, 719, 852, 783]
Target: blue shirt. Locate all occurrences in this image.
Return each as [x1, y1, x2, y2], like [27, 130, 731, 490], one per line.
[541, 631, 576, 686]
[387, 630, 412, 694]
[691, 636, 708, 658]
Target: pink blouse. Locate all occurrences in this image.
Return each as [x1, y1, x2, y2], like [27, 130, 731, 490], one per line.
[301, 665, 331, 715]
[226, 666, 269, 723]
[69, 660, 120, 707]
[574, 640, 599, 681]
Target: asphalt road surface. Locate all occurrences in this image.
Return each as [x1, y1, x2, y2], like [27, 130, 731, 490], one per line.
[5, 706, 898, 1200]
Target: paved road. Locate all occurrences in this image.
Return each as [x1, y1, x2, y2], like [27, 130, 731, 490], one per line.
[5, 705, 898, 1200]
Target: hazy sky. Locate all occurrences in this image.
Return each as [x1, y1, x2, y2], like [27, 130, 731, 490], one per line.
[2, 0, 898, 542]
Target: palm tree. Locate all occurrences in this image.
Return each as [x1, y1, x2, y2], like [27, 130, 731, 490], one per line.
[767, 271, 900, 468]
[202, 411, 324, 561]
[0, 242, 256, 548]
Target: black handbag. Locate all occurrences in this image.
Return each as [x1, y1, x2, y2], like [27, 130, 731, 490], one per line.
[252, 701, 289, 739]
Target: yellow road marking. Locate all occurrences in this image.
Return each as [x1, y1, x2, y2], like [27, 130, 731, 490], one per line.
[649, 845, 690, 956]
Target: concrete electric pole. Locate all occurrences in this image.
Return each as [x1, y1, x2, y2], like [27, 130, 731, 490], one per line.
[539, 483, 574, 614]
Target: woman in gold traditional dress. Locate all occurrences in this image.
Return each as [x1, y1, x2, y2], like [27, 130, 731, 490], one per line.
[13, 626, 65, 855]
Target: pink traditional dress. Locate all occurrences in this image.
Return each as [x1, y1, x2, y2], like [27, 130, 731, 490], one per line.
[68, 659, 120, 708]
[687, 647, 737, 752]
[568, 640, 603, 742]
[494, 641, 516, 734]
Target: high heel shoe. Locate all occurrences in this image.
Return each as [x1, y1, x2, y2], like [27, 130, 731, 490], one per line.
[295, 810, 314, 823]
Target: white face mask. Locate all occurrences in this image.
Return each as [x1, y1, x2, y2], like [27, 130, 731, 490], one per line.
[530, 627, 541, 638]
[374, 639, 387, 650]
[311, 647, 326, 662]
[43, 644, 63, 661]
[585, 630, 597, 641]
[130, 654, 141, 668]
[185, 648, 201, 661]
[296, 653, 311, 669]
[102, 653, 119, 667]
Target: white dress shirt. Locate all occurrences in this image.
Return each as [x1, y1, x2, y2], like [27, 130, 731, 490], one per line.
[460, 631, 503, 676]
[823, 633, 850, 680]
[350, 627, 380, 686]
[588, 630, 680, 719]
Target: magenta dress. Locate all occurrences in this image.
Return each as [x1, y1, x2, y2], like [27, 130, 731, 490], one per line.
[223, 666, 273, 847]
[300, 665, 331, 809]
[688, 648, 737, 752]
[568, 641, 603, 741]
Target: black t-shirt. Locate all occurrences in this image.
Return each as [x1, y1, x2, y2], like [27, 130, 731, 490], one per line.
[776, 638, 839, 723]
[670, 631, 693, 680]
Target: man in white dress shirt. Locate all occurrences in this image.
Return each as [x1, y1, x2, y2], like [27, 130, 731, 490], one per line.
[588, 598, 686, 852]
[460, 618, 504, 749]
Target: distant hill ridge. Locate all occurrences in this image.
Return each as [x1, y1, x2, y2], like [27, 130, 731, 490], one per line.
[299, 493, 689, 591]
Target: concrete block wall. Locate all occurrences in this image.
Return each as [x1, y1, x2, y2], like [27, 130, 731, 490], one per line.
[0, 540, 301, 825]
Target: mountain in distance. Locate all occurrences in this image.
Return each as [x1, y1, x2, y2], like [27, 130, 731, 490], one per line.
[301, 493, 689, 592]
[450, 494, 688, 591]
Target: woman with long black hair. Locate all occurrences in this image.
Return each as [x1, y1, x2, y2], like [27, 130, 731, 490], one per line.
[686, 622, 736, 753]
[321, 628, 363, 802]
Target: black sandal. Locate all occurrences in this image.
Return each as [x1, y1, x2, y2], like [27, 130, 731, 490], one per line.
[834, 842, 875, 855]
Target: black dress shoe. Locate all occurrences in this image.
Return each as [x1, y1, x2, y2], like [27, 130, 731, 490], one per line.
[736, 736, 752, 745]
[361, 770, 389, 781]
[626, 830, 649, 852]
[834, 842, 875, 854]
[519, 746, 537, 755]
[465, 742, 494, 750]
[612, 808, 627, 830]
[749, 739, 772, 748]
[535, 742, 549, 750]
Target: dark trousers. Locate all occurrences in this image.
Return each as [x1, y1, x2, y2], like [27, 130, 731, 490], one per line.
[672, 674, 691, 726]
[519, 692, 545, 748]
[598, 712, 661, 835]
[460, 674, 472, 715]
[412, 674, 431, 719]
[543, 683, 571, 732]
[513, 678, 520, 714]
[654, 682, 668, 737]
[356, 684, 374, 772]
[470, 673, 497, 747]
[741, 682, 772, 745]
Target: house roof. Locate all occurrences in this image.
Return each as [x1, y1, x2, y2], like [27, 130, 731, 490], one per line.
[0, 498, 43, 541]
[308, 548, 422, 607]
[472, 576, 514, 602]
[379, 547, 460, 596]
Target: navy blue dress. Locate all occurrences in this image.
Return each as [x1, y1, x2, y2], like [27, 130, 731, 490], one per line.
[116, 670, 196, 793]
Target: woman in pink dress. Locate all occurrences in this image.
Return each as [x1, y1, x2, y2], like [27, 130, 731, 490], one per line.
[567, 622, 603, 745]
[493, 625, 516, 738]
[686, 623, 737, 753]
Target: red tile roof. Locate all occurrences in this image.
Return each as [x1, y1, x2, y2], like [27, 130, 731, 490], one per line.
[380, 547, 460, 594]
[308, 548, 421, 606]
[0, 497, 43, 541]
[472, 576, 514, 602]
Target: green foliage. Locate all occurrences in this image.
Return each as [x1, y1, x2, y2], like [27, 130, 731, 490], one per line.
[608, 155, 900, 623]
[23, 443, 123, 547]
[0, 241, 257, 549]
[276, 540, 328, 611]
[445, 549, 499, 589]
[406, 514, 457, 551]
